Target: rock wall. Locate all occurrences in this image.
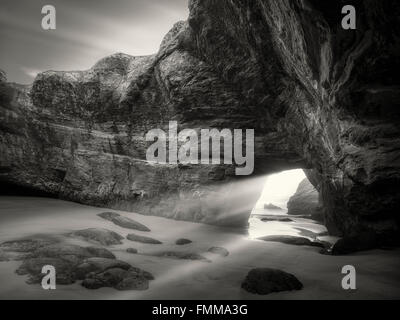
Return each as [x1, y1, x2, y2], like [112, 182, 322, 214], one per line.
[1, 0, 399, 237]
[287, 178, 323, 222]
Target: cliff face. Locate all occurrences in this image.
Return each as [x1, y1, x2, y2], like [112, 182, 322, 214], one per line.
[287, 178, 322, 221]
[1, 0, 399, 237]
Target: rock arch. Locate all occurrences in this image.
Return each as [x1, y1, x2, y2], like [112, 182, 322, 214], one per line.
[0, 0, 399, 238]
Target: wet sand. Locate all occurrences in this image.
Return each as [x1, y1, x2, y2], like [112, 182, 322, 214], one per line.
[0, 196, 399, 300]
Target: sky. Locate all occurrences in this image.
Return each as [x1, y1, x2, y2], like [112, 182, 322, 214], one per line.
[255, 169, 307, 211]
[0, 0, 189, 84]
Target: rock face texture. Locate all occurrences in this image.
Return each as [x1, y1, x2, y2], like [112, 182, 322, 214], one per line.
[287, 178, 323, 221]
[0, 1, 399, 238]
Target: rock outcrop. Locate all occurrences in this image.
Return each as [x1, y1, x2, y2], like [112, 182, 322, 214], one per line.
[98, 212, 151, 231]
[1, 235, 154, 290]
[207, 246, 229, 257]
[1, 1, 399, 240]
[126, 233, 162, 245]
[175, 238, 192, 245]
[242, 268, 303, 295]
[287, 178, 323, 221]
[69, 228, 124, 246]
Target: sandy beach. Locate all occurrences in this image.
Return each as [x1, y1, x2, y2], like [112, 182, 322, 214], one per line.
[0, 196, 399, 300]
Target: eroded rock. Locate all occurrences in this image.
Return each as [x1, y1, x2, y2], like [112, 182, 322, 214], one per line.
[16, 257, 76, 285]
[151, 251, 210, 262]
[0, 237, 59, 253]
[175, 239, 192, 245]
[8, 236, 153, 290]
[261, 217, 293, 222]
[242, 268, 303, 295]
[207, 247, 229, 257]
[75, 258, 131, 279]
[82, 267, 151, 291]
[0, 250, 11, 261]
[70, 228, 124, 246]
[127, 233, 162, 244]
[98, 212, 150, 232]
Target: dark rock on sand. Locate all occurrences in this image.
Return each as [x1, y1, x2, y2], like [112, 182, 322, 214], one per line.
[207, 247, 229, 257]
[261, 217, 293, 222]
[151, 251, 210, 262]
[259, 235, 325, 248]
[264, 203, 283, 211]
[75, 257, 132, 279]
[242, 268, 303, 295]
[82, 267, 151, 291]
[79, 258, 154, 290]
[0, 249, 27, 261]
[86, 247, 116, 259]
[126, 248, 138, 254]
[33, 244, 115, 261]
[175, 239, 192, 245]
[319, 247, 333, 255]
[0, 250, 11, 261]
[70, 228, 124, 246]
[0, 237, 59, 253]
[98, 212, 150, 232]
[127, 233, 162, 244]
[16, 257, 77, 285]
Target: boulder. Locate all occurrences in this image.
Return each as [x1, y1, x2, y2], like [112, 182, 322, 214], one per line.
[126, 233, 162, 244]
[98, 212, 150, 232]
[0, 250, 11, 261]
[75, 257, 132, 279]
[70, 228, 124, 246]
[9, 236, 153, 290]
[207, 247, 229, 257]
[86, 247, 116, 259]
[175, 239, 192, 245]
[0, 237, 59, 253]
[261, 217, 293, 222]
[82, 267, 151, 291]
[16, 257, 76, 285]
[242, 268, 303, 295]
[151, 251, 210, 262]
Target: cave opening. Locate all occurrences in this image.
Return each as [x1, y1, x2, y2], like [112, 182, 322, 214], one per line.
[247, 169, 328, 241]
[0, 180, 57, 198]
